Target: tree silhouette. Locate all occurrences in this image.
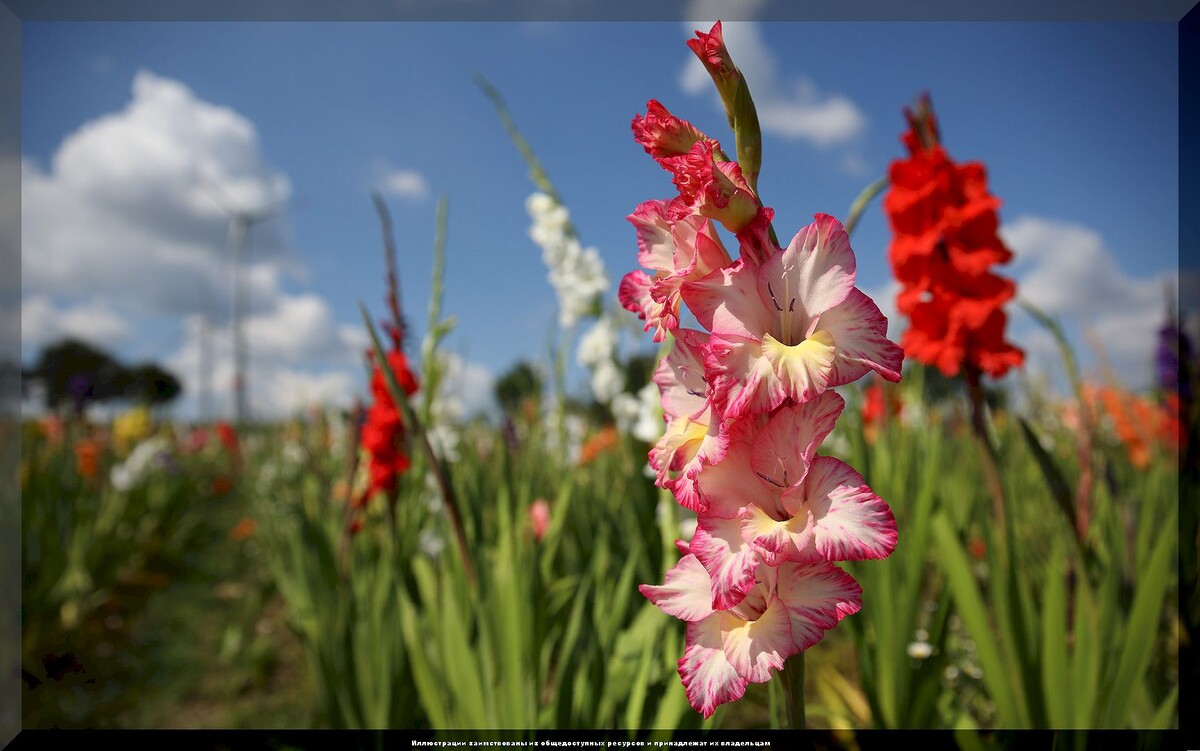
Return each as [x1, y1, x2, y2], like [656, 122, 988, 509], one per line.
[495, 360, 543, 415]
[28, 338, 183, 413]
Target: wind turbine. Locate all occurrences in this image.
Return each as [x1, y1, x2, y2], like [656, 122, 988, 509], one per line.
[198, 174, 287, 426]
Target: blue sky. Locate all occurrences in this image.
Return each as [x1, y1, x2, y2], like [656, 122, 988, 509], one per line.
[18, 18, 1182, 419]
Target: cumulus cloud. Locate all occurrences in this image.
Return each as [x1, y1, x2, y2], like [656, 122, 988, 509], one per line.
[680, 2, 866, 148]
[22, 294, 131, 347]
[23, 70, 292, 317]
[22, 69, 368, 419]
[436, 352, 497, 419]
[377, 167, 430, 201]
[167, 314, 362, 421]
[1002, 216, 1171, 391]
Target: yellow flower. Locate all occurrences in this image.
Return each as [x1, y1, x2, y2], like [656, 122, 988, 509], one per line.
[112, 406, 152, 454]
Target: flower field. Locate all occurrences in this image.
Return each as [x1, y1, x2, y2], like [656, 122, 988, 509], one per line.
[14, 19, 1189, 742]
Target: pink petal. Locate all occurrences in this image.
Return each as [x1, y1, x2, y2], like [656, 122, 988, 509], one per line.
[706, 334, 786, 419]
[761, 215, 857, 340]
[774, 561, 863, 651]
[786, 455, 898, 561]
[694, 441, 764, 519]
[639, 553, 715, 622]
[749, 391, 845, 487]
[812, 288, 904, 386]
[690, 515, 762, 610]
[739, 504, 814, 564]
[619, 270, 671, 341]
[628, 200, 676, 272]
[681, 260, 774, 341]
[653, 328, 711, 421]
[719, 597, 794, 684]
[679, 615, 747, 719]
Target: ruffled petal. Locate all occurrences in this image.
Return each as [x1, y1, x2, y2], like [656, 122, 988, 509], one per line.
[774, 561, 863, 651]
[750, 391, 845, 487]
[678, 615, 747, 719]
[706, 334, 786, 419]
[719, 597, 794, 684]
[761, 214, 857, 342]
[653, 328, 711, 422]
[690, 514, 762, 610]
[694, 441, 763, 519]
[812, 288, 903, 387]
[682, 260, 774, 340]
[785, 456, 898, 561]
[639, 553, 715, 622]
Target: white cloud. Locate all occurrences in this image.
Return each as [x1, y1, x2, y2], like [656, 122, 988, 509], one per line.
[436, 352, 497, 419]
[1002, 216, 1171, 391]
[22, 294, 131, 347]
[679, 6, 866, 148]
[168, 313, 362, 421]
[378, 167, 430, 201]
[22, 69, 367, 420]
[23, 69, 292, 317]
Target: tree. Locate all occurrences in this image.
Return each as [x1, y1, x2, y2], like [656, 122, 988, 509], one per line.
[495, 360, 543, 415]
[123, 363, 182, 405]
[28, 338, 183, 413]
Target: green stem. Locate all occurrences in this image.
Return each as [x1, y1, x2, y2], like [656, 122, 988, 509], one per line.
[965, 365, 1007, 534]
[782, 651, 806, 730]
[844, 176, 888, 238]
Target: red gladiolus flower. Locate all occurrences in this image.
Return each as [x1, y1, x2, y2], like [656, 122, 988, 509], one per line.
[214, 420, 241, 465]
[883, 94, 1023, 379]
[356, 349, 419, 509]
[861, 380, 903, 445]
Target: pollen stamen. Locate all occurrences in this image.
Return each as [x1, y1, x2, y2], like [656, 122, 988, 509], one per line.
[767, 282, 783, 312]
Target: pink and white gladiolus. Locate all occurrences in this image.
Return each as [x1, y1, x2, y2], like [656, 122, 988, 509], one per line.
[631, 21, 903, 720]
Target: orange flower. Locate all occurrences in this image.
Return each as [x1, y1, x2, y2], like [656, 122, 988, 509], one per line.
[230, 516, 257, 542]
[212, 475, 234, 497]
[577, 425, 619, 466]
[40, 415, 65, 445]
[968, 536, 987, 561]
[74, 438, 101, 480]
[1084, 384, 1178, 469]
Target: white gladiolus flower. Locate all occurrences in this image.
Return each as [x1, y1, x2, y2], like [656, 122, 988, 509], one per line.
[613, 381, 661, 444]
[525, 192, 608, 330]
[109, 436, 171, 491]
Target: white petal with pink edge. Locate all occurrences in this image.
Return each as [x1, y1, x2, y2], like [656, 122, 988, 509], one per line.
[760, 215, 858, 333]
[812, 288, 903, 387]
[690, 515, 763, 610]
[678, 615, 747, 719]
[654, 328, 711, 422]
[786, 455, 898, 561]
[707, 334, 786, 418]
[682, 260, 774, 341]
[774, 561, 863, 651]
[739, 504, 814, 564]
[749, 391, 845, 487]
[694, 441, 764, 519]
[719, 597, 794, 684]
[628, 200, 676, 272]
[638, 553, 715, 622]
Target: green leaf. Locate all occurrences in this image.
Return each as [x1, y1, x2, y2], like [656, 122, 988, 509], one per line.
[1102, 516, 1175, 726]
[1040, 544, 1071, 727]
[932, 513, 1021, 725]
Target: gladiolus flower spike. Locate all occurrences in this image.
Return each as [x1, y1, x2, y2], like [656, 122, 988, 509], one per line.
[631, 23, 902, 720]
[882, 93, 1024, 380]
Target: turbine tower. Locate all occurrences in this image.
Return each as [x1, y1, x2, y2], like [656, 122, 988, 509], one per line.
[199, 175, 285, 426]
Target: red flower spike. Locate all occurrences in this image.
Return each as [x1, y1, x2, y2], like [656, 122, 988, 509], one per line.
[883, 94, 1023, 379]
